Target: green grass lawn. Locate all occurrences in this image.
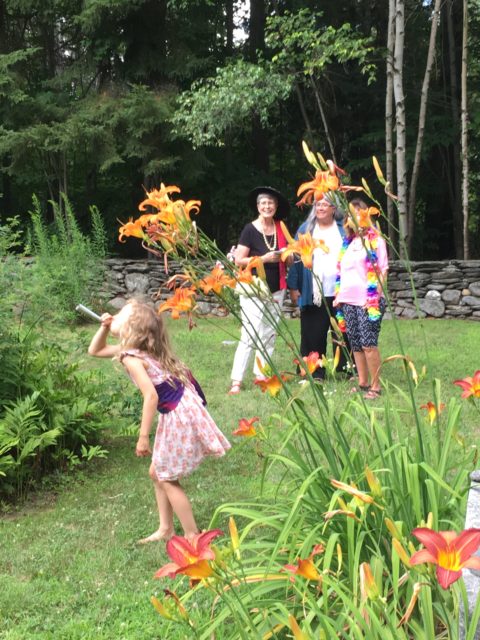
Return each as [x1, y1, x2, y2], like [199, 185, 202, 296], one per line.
[1, 316, 479, 639]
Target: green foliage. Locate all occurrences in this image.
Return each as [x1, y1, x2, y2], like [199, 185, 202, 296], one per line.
[27, 193, 107, 322]
[0, 325, 112, 501]
[172, 59, 292, 147]
[266, 9, 377, 83]
[0, 316, 479, 636]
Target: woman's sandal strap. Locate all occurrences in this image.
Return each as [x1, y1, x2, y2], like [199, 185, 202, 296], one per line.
[364, 389, 382, 400]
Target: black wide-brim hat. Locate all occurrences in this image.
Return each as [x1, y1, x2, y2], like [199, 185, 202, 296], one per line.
[247, 186, 290, 220]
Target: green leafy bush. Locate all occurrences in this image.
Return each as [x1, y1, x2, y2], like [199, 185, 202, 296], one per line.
[0, 325, 112, 501]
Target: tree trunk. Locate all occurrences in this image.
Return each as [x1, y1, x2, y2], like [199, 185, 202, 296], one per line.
[249, 0, 269, 173]
[446, 0, 463, 258]
[310, 77, 337, 163]
[392, 0, 408, 257]
[0, 0, 7, 54]
[461, 0, 469, 259]
[385, 0, 396, 251]
[294, 81, 315, 146]
[249, 0, 265, 60]
[407, 0, 442, 254]
[225, 0, 234, 56]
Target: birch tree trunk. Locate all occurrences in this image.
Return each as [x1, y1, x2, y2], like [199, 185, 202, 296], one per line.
[461, 0, 469, 259]
[446, 0, 463, 258]
[385, 0, 396, 250]
[407, 0, 441, 254]
[392, 0, 408, 257]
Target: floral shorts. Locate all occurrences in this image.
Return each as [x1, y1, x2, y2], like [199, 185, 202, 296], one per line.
[342, 299, 386, 351]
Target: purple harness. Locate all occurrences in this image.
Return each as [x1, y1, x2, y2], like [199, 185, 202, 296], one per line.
[155, 373, 207, 414]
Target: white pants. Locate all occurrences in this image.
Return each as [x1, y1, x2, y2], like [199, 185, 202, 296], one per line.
[230, 289, 286, 382]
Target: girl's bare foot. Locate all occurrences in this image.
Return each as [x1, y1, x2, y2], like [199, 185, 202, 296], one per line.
[137, 528, 174, 544]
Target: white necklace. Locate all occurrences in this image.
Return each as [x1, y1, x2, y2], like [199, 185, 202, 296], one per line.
[259, 220, 277, 250]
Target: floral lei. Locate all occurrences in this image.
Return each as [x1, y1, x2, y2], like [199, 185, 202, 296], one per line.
[335, 227, 382, 332]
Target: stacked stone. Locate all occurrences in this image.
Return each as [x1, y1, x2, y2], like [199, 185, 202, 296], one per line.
[103, 257, 231, 316]
[103, 257, 480, 321]
[387, 260, 480, 321]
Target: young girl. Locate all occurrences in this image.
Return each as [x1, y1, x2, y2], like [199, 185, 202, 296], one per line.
[88, 299, 231, 543]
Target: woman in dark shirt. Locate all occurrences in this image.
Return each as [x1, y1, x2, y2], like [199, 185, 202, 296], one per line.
[228, 187, 290, 394]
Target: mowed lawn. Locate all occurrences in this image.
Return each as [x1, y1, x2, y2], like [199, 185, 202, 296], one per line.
[1, 316, 479, 639]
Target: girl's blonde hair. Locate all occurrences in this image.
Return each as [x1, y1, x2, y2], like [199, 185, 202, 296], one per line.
[119, 299, 189, 382]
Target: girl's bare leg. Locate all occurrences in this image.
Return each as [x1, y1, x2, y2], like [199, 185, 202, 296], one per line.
[137, 464, 175, 543]
[161, 479, 198, 539]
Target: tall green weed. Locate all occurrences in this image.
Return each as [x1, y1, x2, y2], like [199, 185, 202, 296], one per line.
[27, 194, 107, 322]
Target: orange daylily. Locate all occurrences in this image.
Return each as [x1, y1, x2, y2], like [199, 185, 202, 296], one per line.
[139, 184, 201, 228]
[138, 183, 181, 211]
[348, 204, 381, 229]
[254, 374, 287, 397]
[155, 529, 223, 581]
[235, 266, 255, 285]
[453, 370, 480, 399]
[330, 479, 375, 504]
[410, 527, 480, 589]
[281, 232, 328, 270]
[198, 265, 236, 295]
[283, 544, 324, 582]
[420, 401, 446, 424]
[232, 417, 259, 437]
[157, 286, 197, 320]
[297, 170, 340, 206]
[118, 218, 146, 242]
[295, 351, 321, 376]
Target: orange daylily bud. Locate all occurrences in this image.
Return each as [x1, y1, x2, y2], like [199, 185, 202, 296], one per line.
[288, 615, 311, 640]
[392, 539, 411, 567]
[372, 156, 385, 183]
[384, 517, 402, 540]
[229, 516, 241, 559]
[365, 466, 382, 498]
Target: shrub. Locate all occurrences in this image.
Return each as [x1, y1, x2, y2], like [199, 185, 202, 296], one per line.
[0, 324, 111, 501]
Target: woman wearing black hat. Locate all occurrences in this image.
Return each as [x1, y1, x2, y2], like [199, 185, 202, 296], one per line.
[228, 187, 290, 395]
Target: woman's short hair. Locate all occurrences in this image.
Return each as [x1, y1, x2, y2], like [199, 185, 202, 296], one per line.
[256, 193, 278, 205]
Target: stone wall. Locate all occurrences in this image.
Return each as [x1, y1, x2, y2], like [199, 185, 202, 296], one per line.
[388, 260, 480, 321]
[104, 257, 480, 321]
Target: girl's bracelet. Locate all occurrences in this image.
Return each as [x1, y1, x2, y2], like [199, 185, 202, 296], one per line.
[138, 433, 150, 438]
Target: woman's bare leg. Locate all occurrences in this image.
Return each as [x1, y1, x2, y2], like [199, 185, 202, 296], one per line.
[363, 346, 382, 392]
[352, 350, 369, 388]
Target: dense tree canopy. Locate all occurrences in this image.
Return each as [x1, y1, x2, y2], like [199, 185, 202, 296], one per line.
[0, 0, 478, 258]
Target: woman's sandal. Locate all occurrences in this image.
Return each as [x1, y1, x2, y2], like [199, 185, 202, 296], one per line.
[228, 382, 241, 395]
[349, 384, 370, 394]
[364, 388, 382, 400]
